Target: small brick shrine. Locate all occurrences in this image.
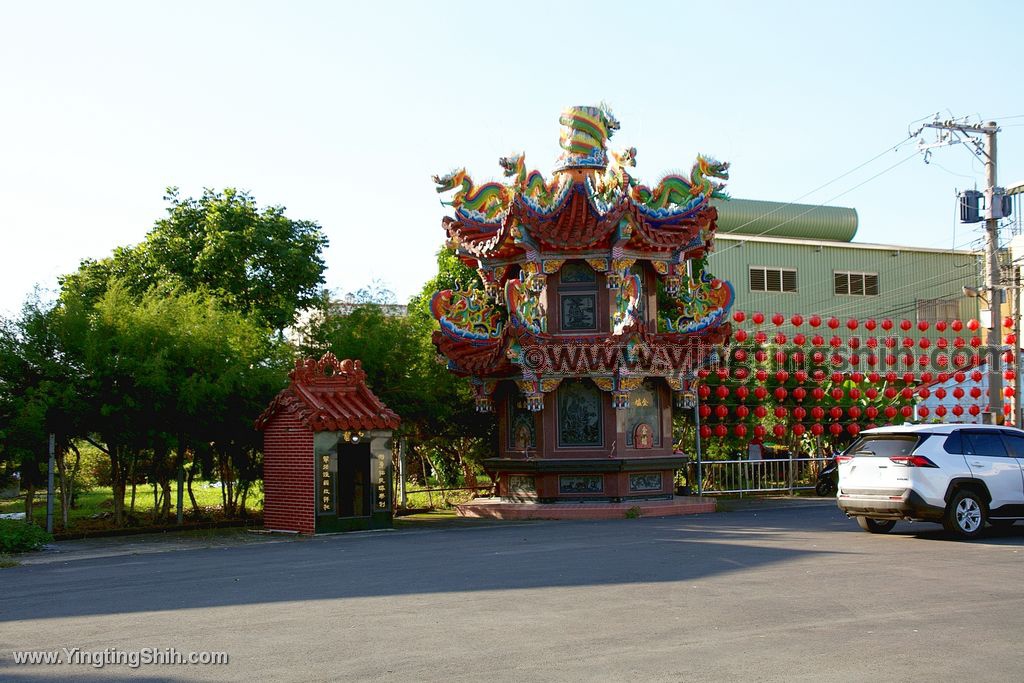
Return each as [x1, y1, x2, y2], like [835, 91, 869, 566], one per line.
[256, 353, 400, 533]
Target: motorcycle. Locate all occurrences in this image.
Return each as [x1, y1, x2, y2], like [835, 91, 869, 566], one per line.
[814, 457, 838, 497]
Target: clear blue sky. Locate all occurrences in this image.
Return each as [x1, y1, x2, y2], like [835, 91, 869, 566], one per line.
[2, 0, 1023, 316]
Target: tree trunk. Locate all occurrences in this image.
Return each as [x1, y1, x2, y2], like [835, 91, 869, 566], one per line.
[128, 450, 137, 515]
[175, 433, 186, 525]
[186, 464, 200, 514]
[110, 446, 126, 526]
[24, 482, 35, 524]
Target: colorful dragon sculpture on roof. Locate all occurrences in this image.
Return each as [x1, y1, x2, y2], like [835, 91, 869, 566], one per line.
[556, 104, 620, 169]
[662, 259, 735, 333]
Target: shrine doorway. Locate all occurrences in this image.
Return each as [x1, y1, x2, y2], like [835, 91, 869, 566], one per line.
[337, 443, 372, 518]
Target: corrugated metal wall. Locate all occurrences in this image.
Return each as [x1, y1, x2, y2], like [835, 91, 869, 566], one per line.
[707, 236, 981, 322]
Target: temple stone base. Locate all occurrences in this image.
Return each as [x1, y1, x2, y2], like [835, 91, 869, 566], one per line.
[455, 496, 715, 520]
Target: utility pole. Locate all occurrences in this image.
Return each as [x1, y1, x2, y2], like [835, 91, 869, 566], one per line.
[917, 118, 1004, 422]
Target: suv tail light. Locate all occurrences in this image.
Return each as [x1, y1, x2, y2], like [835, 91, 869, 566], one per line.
[835, 455, 852, 463]
[888, 455, 938, 468]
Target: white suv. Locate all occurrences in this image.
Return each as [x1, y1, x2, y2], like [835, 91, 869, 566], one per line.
[836, 424, 1024, 539]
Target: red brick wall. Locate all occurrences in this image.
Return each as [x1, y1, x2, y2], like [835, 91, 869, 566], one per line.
[262, 411, 315, 534]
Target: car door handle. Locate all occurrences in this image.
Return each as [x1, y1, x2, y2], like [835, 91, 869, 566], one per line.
[970, 461, 986, 467]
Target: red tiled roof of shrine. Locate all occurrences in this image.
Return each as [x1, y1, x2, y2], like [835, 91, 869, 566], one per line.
[255, 353, 400, 432]
[444, 185, 718, 262]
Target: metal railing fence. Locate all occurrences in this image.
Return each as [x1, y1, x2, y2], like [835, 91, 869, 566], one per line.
[696, 456, 830, 495]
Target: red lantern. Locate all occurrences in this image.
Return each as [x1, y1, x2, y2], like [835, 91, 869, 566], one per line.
[717, 368, 729, 380]
[865, 319, 877, 331]
[774, 332, 787, 345]
[774, 406, 788, 418]
[953, 337, 966, 348]
[885, 354, 897, 366]
[811, 351, 826, 364]
[755, 349, 768, 363]
[735, 405, 750, 419]
[714, 424, 728, 438]
[849, 388, 862, 400]
[884, 406, 897, 419]
[698, 369, 710, 378]
[794, 333, 806, 346]
[775, 350, 788, 365]
[868, 372, 880, 383]
[968, 405, 980, 416]
[884, 387, 897, 399]
[1005, 352, 1015, 364]
[902, 337, 915, 348]
[848, 337, 861, 349]
[791, 314, 804, 327]
[952, 387, 965, 399]
[900, 319, 912, 331]
[1005, 387, 1015, 398]
[901, 387, 914, 400]
[919, 338, 931, 349]
[831, 388, 844, 401]
[884, 337, 897, 349]
[811, 406, 825, 420]
[699, 405, 712, 419]
[700, 425, 712, 439]
[917, 320, 929, 332]
[951, 319, 963, 332]
[812, 369, 826, 382]
[866, 337, 878, 349]
[733, 311, 746, 323]
[921, 372, 933, 383]
[793, 387, 807, 401]
[866, 354, 878, 366]
[936, 406, 947, 417]
[954, 371, 966, 383]
[735, 386, 750, 401]
[1007, 334, 1017, 344]
[1006, 370, 1017, 381]
[809, 314, 822, 328]
[866, 387, 879, 399]
[753, 425, 767, 438]
[830, 336, 842, 348]
[885, 371, 898, 382]
[967, 319, 979, 331]
[754, 386, 768, 400]
[901, 405, 913, 418]
[918, 406, 930, 418]
[847, 318, 858, 330]
[795, 370, 808, 383]
[830, 406, 843, 420]
[1004, 316, 1014, 329]
[776, 370, 790, 383]
[812, 387, 825, 401]
[771, 313, 784, 326]
[698, 385, 711, 399]
[774, 387, 788, 401]
[734, 329, 748, 343]
[773, 424, 786, 438]
[811, 423, 824, 436]
[793, 406, 807, 420]
[881, 319, 894, 331]
[734, 367, 750, 381]
[812, 335, 825, 347]
[754, 331, 768, 344]
[918, 387, 931, 399]
[756, 369, 768, 382]
[936, 337, 948, 349]
[754, 405, 768, 418]
[716, 385, 729, 398]
[831, 371, 843, 383]
[793, 423, 806, 436]
[970, 336, 982, 348]
[935, 388, 946, 399]
[715, 404, 728, 419]
[827, 317, 840, 330]
[734, 424, 748, 438]
[970, 387, 982, 399]
[865, 406, 878, 419]
[847, 423, 860, 436]
[848, 406, 862, 419]
[830, 423, 843, 436]
[951, 405, 964, 417]
[971, 370, 982, 382]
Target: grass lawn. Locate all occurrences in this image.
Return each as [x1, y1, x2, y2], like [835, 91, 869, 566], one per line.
[0, 482, 263, 531]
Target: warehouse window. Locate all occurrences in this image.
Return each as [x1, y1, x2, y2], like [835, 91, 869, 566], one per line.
[834, 271, 878, 296]
[916, 297, 959, 323]
[749, 266, 797, 293]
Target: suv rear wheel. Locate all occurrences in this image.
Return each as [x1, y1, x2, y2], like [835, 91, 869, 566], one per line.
[943, 489, 986, 539]
[857, 517, 896, 534]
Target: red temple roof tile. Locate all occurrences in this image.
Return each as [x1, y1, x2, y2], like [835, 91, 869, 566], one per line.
[256, 353, 400, 432]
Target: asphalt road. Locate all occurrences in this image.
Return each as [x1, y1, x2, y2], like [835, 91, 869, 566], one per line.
[3, 502, 1024, 682]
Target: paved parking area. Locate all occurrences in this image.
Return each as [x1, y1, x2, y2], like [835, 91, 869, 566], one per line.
[3, 501, 1023, 681]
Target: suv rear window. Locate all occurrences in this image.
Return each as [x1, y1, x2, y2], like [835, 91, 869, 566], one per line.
[843, 434, 926, 457]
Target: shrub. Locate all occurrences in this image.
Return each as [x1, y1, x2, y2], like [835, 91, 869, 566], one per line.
[0, 519, 53, 553]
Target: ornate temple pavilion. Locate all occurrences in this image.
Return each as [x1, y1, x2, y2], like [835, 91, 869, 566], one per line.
[430, 105, 734, 514]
